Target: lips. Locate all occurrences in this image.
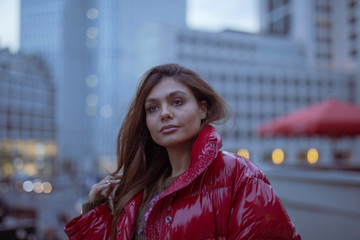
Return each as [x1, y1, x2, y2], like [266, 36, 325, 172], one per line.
[160, 125, 179, 134]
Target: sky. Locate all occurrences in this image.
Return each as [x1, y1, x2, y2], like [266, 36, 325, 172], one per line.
[0, 0, 259, 52]
[187, 0, 259, 33]
[0, 0, 20, 52]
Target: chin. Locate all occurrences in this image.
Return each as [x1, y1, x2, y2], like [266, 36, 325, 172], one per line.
[157, 136, 195, 148]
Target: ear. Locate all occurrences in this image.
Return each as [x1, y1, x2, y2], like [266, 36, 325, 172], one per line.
[199, 100, 207, 120]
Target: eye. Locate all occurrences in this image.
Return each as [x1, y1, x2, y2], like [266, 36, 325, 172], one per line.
[172, 98, 184, 106]
[146, 105, 158, 113]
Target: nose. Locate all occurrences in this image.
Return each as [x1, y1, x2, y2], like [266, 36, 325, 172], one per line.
[160, 105, 173, 121]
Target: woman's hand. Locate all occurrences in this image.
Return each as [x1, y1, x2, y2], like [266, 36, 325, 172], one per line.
[88, 176, 121, 202]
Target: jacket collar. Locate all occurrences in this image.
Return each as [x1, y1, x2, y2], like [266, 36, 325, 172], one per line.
[121, 125, 222, 209]
[120, 125, 222, 232]
[162, 125, 222, 196]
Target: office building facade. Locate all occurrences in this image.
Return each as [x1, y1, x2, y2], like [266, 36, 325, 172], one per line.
[136, 25, 358, 167]
[20, 0, 186, 173]
[0, 48, 56, 179]
[19, 0, 360, 172]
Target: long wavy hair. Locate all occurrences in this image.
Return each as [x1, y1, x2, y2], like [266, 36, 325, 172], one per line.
[110, 63, 229, 239]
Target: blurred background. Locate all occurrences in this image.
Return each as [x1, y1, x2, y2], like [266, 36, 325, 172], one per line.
[0, 0, 360, 239]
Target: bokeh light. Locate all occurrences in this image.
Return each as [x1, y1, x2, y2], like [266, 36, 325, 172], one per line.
[86, 74, 98, 87]
[100, 105, 112, 118]
[86, 8, 99, 19]
[23, 181, 34, 192]
[86, 27, 99, 39]
[237, 148, 250, 159]
[2, 162, 14, 176]
[0, 183, 9, 193]
[307, 148, 319, 164]
[42, 182, 53, 194]
[33, 182, 44, 193]
[46, 142, 57, 157]
[272, 148, 284, 165]
[24, 163, 37, 176]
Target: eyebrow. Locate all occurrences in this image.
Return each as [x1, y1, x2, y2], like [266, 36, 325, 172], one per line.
[145, 90, 187, 104]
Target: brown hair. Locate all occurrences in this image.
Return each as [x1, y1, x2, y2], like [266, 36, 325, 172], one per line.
[110, 63, 229, 239]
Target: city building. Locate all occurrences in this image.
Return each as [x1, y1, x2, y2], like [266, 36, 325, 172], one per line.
[20, 0, 186, 174]
[136, 25, 358, 167]
[18, 0, 360, 174]
[259, 0, 358, 75]
[0, 48, 56, 179]
[11, 1, 360, 238]
[258, 0, 360, 165]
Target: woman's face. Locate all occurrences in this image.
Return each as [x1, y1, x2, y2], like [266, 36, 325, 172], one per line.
[145, 77, 207, 148]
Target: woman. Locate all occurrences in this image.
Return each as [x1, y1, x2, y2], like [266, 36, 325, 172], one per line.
[64, 63, 301, 240]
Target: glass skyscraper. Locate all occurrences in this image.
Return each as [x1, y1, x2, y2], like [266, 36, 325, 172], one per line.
[20, 0, 186, 174]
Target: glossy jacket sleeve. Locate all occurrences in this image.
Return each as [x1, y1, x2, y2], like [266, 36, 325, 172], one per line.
[227, 176, 301, 240]
[64, 203, 112, 240]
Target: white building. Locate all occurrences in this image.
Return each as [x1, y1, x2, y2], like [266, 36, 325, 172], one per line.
[259, 0, 358, 74]
[136, 25, 357, 167]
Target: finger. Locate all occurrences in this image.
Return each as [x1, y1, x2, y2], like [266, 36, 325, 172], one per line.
[90, 180, 119, 193]
[101, 176, 112, 184]
[89, 183, 113, 201]
[88, 179, 121, 201]
[102, 187, 113, 197]
[100, 180, 120, 195]
[100, 183, 118, 197]
[95, 182, 113, 191]
[107, 179, 121, 185]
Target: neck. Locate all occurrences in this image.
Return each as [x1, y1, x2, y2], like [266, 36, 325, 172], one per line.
[166, 142, 192, 177]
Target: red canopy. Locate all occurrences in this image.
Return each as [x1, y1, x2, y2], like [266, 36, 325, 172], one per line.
[257, 99, 360, 137]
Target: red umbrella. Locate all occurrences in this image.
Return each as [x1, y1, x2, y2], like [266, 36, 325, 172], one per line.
[257, 99, 360, 137]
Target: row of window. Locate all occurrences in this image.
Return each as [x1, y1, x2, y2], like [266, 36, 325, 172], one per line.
[316, 52, 333, 60]
[0, 118, 56, 129]
[0, 77, 54, 89]
[202, 72, 342, 87]
[178, 53, 257, 65]
[221, 93, 338, 104]
[314, 1, 333, 64]
[221, 129, 255, 139]
[0, 103, 55, 115]
[268, 0, 291, 12]
[348, 1, 358, 59]
[0, 76, 53, 90]
[178, 34, 257, 50]
[315, 4, 332, 14]
[0, 130, 56, 140]
[178, 52, 302, 68]
[0, 110, 55, 119]
[0, 93, 55, 105]
[269, 15, 291, 36]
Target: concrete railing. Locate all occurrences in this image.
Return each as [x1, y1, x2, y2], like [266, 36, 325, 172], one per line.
[261, 165, 360, 240]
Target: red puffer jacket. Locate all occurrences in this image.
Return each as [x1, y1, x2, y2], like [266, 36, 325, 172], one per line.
[64, 125, 301, 240]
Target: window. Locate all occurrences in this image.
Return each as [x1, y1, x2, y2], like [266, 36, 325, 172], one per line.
[269, 15, 292, 35]
[348, 0, 357, 9]
[268, 0, 275, 11]
[348, 15, 357, 24]
[350, 49, 358, 57]
[283, 0, 291, 5]
[284, 15, 291, 35]
[349, 31, 357, 40]
[316, 20, 332, 29]
[316, 36, 332, 44]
